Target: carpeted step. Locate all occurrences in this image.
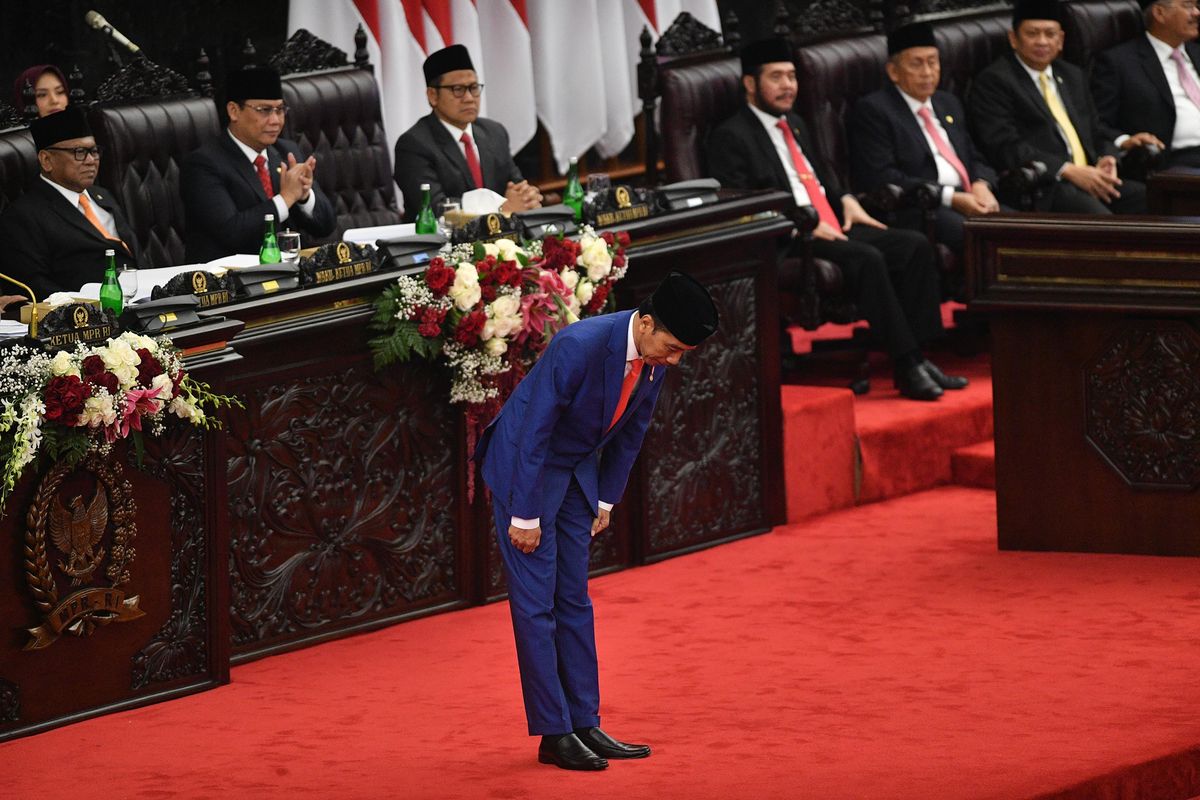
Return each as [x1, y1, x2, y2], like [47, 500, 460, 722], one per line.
[952, 440, 995, 489]
[781, 384, 858, 522]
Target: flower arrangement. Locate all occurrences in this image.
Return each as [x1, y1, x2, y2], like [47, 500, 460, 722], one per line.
[370, 226, 630, 427]
[0, 331, 239, 510]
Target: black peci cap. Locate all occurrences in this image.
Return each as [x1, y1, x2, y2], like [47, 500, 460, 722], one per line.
[888, 22, 937, 56]
[423, 44, 474, 86]
[740, 38, 794, 76]
[226, 66, 283, 103]
[30, 105, 91, 150]
[1012, 0, 1064, 29]
[643, 271, 719, 347]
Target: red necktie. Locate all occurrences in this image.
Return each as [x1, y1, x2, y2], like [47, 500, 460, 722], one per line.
[775, 118, 839, 230]
[608, 358, 643, 431]
[253, 154, 274, 198]
[460, 132, 484, 189]
[916, 106, 971, 191]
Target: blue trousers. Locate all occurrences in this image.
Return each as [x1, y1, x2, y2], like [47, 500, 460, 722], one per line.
[493, 479, 601, 736]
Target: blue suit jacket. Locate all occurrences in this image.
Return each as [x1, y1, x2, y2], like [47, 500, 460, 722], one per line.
[475, 310, 665, 521]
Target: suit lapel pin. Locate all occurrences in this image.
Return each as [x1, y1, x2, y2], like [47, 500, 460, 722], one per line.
[945, 114, 954, 124]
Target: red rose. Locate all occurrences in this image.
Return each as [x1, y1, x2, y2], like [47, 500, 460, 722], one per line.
[617, 231, 631, 247]
[82, 355, 106, 378]
[135, 348, 164, 387]
[86, 370, 119, 396]
[44, 374, 88, 427]
[424, 258, 456, 297]
[586, 282, 611, 314]
[481, 284, 497, 302]
[613, 254, 626, 268]
[417, 306, 447, 338]
[454, 310, 487, 347]
[600, 231, 615, 246]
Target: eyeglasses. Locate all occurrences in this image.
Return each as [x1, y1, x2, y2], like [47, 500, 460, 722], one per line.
[44, 145, 102, 161]
[434, 83, 484, 98]
[241, 103, 288, 117]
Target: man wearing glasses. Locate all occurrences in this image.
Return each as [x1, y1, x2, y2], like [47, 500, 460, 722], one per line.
[181, 66, 335, 263]
[0, 105, 141, 298]
[393, 44, 542, 220]
[1093, 0, 1200, 168]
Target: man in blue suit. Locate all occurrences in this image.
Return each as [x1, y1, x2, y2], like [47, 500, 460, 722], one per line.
[476, 272, 719, 771]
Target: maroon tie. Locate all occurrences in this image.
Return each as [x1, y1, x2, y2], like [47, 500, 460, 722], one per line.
[253, 154, 274, 199]
[460, 132, 484, 189]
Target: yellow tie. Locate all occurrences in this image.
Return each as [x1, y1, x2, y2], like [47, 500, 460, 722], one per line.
[1039, 72, 1087, 167]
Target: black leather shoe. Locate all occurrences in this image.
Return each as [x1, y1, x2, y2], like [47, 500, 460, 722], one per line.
[920, 359, 969, 390]
[896, 364, 943, 401]
[574, 726, 652, 759]
[538, 733, 608, 770]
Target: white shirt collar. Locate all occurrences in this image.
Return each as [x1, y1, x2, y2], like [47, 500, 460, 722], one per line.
[748, 102, 786, 133]
[1016, 55, 1055, 86]
[1147, 31, 1186, 64]
[897, 87, 933, 117]
[227, 129, 267, 163]
[437, 115, 474, 144]
[41, 174, 84, 206]
[626, 310, 639, 362]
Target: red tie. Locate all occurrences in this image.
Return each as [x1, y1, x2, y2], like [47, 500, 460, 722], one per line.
[916, 106, 971, 191]
[608, 358, 643, 431]
[460, 132, 484, 189]
[253, 154, 274, 199]
[775, 119, 839, 230]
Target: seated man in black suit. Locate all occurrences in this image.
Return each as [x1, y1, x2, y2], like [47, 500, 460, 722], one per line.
[0, 106, 140, 299]
[850, 22, 1001, 258]
[707, 38, 965, 401]
[969, 0, 1147, 214]
[181, 67, 336, 263]
[393, 44, 541, 221]
[1093, 0, 1200, 169]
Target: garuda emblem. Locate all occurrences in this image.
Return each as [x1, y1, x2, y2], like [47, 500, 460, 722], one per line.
[23, 454, 144, 650]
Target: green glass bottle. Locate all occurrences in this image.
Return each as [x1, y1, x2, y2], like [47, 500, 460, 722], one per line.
[99, 248, 123, 316]
[563, 157, 584, 222]
[415, 183, 438, 234]
[259, 213, 281, 264]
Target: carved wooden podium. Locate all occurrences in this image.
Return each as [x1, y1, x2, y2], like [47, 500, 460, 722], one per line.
[968, 214, 1200, 555]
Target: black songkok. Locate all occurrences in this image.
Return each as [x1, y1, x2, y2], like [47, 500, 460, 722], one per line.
[740, 38, 794, 76]
[423, 45, 474, 86]
[888, 22, 937, 56]
[644, 271, 719, 347]
[1012, 0, 1064, 29]
[30, 105, 91, 151]
[226, 67, 283, 103]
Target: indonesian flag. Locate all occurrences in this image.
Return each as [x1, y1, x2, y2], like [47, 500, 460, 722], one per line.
[477, 0, 536, 153]
[651, 0, 721, 32]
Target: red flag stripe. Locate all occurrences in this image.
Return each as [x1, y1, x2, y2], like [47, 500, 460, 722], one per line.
[401, 0, 426, 51]
[509, 0, 527, 27]
[423, 0, 453, 44]
[351, 0, 381, 44]
[637, 0, 656, 31]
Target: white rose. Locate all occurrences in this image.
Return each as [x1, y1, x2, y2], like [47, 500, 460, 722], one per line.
[495, 238, 521, 261]
[49, 351, 79, 378]
[490, 294, 521, 319]
[576, 279, 595, 306]
[480, 320, 497, 341]
[119, 331, 156, 351]
[484, 337, 508, 356]
[449, 262, 481, 311]
[169, 395, 205, 424]
[481, 242, 500, 258]
[565, 294, 581, 316]
[150, 373, 175, 408]
[80, 395, 117, 428]
[559, 268, 579, 291]
[580, 237, 613, 282]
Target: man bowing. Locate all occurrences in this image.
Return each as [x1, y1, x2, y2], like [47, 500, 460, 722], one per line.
[475, 272, 719, 771]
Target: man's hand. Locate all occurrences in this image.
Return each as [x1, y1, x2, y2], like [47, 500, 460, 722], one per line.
[841, 195, 886, 232]
[501, 180, 542, 213]
[279, 153, 317, 206]
[970, 180, 1000, 214]
[591, 508, 611, 537]
[812, 220, 848, 241]
[1061, 163, 1121, 202]
[509, 524, 541, 554]
[1120, 132, 1164, 151]
[950, 191, 990, 217]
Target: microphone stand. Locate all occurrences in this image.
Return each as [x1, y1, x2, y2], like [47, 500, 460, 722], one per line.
[0, 273, 39, 339]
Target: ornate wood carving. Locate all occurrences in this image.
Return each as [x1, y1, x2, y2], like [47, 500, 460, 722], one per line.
[0, 679, 18, 723]
[95, 56, 192, 104]
[67, 65, 86, 106]
[656, 12, 725, 56]
[354, 23, 372, 70]
[915, 0, 1011, 13]
[196, 48, 214, 98]
[642, 276, 764, 553]
[790, 0, 869, 39]
[242, 38, 259, 69]
[131, 423, 211, 689]
[269, 29, 350, 76]
[1085, 321, 1200, 489]
[226, 361, 459, 654]
[0, 103, 23, 131]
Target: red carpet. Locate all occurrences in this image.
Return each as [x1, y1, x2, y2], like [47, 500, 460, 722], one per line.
[953, 440, 996, 489]
[5, 487, 1200, 799]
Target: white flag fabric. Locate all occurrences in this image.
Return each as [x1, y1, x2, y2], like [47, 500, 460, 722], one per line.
[528, 0, 608, 174]
[594, 0, 636, 159]
[653, 0, 721, 33]
[477, 0, 537, 153]
[449, 0, 488, 117]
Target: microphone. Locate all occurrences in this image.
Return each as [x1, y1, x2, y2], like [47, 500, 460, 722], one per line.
[0, 272, 39, 339]
[84, 10, 141, 54]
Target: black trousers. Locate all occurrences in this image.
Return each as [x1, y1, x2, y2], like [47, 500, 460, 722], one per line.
[802, 225, 943, 358]
[1166, 146, 1200, 169]
[891, 206, 967, 258]
[1040, 178, 1147, 214]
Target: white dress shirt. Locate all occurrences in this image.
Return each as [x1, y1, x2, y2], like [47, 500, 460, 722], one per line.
[509, 313, 638, 530]
[748, 102, 840, 209]
[438, 116, 477, 163]
[41, 175, 117, 237]
[227, 130, 317, 224]
[897, 89, 966, 207]
[1144, 32, 1200, 150]
[1015, 59, 1080, 174]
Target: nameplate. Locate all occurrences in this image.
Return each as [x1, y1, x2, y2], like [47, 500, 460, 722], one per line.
[312, 258, 375, 285]
[299, 241, 379, 286]
[452, 213, 520, 245]
[587, 184, 653, 227]
[151, 270, 233, 308]
[36, 303, 116, 352]
[593, 205, 651, 226]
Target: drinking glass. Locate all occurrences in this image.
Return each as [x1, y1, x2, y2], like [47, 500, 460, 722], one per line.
[117, 266, 138, 304]
[279, 230, 302, 263]
[586, 173, 611, 198]
[437, 200, 461, 237]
